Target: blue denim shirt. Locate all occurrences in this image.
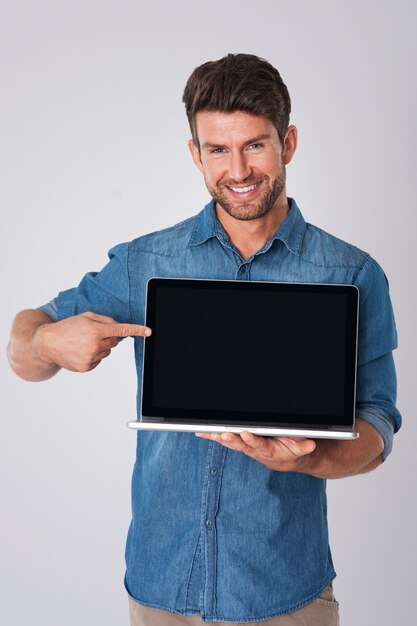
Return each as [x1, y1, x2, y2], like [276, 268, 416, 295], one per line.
[39, 198, 401, 622]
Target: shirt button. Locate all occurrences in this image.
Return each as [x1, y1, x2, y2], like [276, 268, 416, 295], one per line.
[206, 520, 213, 529]
[210, 467, 217, 476]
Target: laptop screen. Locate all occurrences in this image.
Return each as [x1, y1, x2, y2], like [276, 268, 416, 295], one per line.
[141, 278, 358, 430]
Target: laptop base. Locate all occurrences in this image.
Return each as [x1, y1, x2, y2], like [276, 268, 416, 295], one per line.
[127, 421, 359, 440]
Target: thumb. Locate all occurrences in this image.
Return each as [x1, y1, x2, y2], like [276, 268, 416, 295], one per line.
[277, 437, 317, 457]
[81, 311, 119, 324]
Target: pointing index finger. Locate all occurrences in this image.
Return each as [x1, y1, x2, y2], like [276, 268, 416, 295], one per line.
[102, 323, 152, 338]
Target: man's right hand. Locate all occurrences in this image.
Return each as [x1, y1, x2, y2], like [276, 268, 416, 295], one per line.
[7, 309, 152, 381]
[36, 311, 152, 372]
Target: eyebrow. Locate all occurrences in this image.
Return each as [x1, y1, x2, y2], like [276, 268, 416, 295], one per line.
[201, 134, 273, 151]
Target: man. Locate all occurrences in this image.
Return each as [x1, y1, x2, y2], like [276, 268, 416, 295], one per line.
[8, 54, 401, 625]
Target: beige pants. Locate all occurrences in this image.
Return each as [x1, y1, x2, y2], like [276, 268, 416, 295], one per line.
[128, 585, 339, 625]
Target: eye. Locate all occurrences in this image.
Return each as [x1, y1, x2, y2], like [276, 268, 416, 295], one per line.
[211, 147, 225, 154]
[247, 143, 263, 150]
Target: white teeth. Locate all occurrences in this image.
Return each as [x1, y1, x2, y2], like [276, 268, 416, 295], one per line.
[229, 183, 258, 193]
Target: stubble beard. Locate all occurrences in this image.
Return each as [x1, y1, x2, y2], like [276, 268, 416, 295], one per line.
[206, 165, 286, 222]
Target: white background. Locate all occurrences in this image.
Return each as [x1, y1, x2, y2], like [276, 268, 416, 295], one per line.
[1, 1, 416, 624]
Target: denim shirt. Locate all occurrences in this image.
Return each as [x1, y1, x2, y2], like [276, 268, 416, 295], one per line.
[39, 198, 401, 622]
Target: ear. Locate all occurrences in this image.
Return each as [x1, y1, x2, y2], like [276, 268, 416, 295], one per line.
[188, 139, 204, 174]
[282, 125, 298, 165]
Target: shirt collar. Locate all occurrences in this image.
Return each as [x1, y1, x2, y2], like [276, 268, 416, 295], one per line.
[189, 197, 306, 256]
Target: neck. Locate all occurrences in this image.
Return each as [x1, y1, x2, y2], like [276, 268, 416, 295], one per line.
[215, 196, 289, 260]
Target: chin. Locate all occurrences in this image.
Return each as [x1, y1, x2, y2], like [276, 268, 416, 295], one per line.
[218, 199, 274, 222]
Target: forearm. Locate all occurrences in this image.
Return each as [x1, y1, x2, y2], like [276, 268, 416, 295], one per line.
[299, 418, 384, 479]
[7, 309, 61, 382]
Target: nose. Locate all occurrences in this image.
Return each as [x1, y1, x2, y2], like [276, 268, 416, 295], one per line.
[229, 150, 252, 183]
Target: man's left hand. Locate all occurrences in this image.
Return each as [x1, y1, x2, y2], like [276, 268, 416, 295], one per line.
[195, 431, 316, 472]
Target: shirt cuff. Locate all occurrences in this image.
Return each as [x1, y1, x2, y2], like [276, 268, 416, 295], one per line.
[355, 406, 396, 461]
[37, 300, 59, 322]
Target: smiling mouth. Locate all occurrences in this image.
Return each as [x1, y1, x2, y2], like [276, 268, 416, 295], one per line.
[227, 182, 262, 194]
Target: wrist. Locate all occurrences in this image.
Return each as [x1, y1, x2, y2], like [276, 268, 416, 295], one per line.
[34, 322, 56, 366]
[296, 440, 328, 477]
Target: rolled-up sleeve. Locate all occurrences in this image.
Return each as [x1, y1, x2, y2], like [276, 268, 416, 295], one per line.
[37, 242, 131, 324]
[354, 256, 401, 460]
[38, 298, 59, 321]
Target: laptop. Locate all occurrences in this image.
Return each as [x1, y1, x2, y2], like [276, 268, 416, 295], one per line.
[127, 278, 359, 440]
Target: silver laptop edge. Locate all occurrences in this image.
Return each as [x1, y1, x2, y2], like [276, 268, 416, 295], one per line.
[127, 421, 358, 439]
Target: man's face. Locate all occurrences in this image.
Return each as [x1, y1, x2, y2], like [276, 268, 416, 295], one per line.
[189, 111, 292, 222]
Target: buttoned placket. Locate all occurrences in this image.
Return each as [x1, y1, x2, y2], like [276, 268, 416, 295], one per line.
[185, 439, 229, 616]
[201, 440, 228, 618]
[185, 228, 279, 618]
[213, 219, 278, 281]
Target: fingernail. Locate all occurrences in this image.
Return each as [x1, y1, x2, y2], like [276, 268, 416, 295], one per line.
[144, 328, 152, 337]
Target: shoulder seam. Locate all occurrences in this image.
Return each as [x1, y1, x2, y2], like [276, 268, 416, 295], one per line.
[352, 253, 372, 283]
[296, 222, 368, 269]
[128, 216, 197, 259]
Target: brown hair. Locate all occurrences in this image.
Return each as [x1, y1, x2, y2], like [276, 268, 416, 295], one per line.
[182, 53, 291, 148]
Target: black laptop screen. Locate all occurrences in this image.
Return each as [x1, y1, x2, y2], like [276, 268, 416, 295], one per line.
[141, 278, 358, 429]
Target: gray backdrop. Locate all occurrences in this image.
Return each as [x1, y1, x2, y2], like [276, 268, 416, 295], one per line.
[1, 1, 415, 624]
